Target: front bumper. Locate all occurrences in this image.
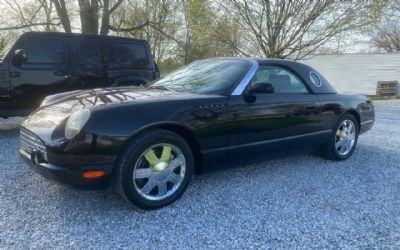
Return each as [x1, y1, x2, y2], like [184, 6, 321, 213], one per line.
[20, 149, 114, 189]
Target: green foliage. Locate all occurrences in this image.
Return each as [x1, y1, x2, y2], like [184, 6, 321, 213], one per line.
[158, 58, 183, 75]
[0, 38, 5, 54]
[0, 31, 18, 59]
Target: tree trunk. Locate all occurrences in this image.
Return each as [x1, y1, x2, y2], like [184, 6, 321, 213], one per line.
[78, 0, 99, 34]
[100, 0, 123, 35]
[44, 1, 52, 31]
[100, 0, 110, 35]
[91, 0, 99, 34]
[52, 0, 72, 33]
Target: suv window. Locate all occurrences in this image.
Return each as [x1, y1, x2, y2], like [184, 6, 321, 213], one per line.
[19, 38, 64, 64]
[71, 40, 102, 69]
[109, 42, 148, 67]
[254, 65, 308, 93]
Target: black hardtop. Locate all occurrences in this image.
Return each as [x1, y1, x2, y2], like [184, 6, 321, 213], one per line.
[201, 57, 337, 94]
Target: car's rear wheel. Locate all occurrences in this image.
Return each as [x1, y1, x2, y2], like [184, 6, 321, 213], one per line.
[320, 114, 359, 161]
[114, 129, 194, 209]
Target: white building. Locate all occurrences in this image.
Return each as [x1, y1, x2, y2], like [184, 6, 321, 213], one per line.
[302, 53, 400, 95]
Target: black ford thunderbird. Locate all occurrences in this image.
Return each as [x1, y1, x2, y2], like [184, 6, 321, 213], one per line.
[20, 58, 374, 209]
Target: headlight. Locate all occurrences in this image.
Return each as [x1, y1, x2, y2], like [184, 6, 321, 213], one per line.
[65, 109, 91, 139]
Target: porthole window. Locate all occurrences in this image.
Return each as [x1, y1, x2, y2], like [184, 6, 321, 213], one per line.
[310, 72, 321, 87]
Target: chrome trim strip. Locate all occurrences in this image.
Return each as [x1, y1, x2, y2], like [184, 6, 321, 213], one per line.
[202, 129, 333, 154]
[360, 120, 374, 125]
[20, 148, 31, 159]
[231, 59, 259, 96]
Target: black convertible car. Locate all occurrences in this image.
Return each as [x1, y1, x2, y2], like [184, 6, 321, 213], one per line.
[20, 58, 374, 209]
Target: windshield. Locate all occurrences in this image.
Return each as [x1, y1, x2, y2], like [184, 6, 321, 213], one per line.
[151, 59, 251, 95]
[0, 37, 17, 61]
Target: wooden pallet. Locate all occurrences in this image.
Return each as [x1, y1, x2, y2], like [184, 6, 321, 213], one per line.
[376, 81, 399, 97]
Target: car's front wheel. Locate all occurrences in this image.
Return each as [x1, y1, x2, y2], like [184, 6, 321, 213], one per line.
[114, 129, 194, 209]
[320, 114, 359, 161]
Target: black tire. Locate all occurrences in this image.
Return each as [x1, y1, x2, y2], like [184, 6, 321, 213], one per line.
[113, 129, 194, 209]
[319, 114, 359, 161]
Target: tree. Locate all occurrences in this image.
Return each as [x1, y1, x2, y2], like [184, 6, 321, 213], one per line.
[0, 0, 392, 69]
[0, 0, 124, 34]
[38, 0, 57, 32]
[52, 0, 124, 34]
[109, 0, 181, 64]
[51, 0, 72, 32]
[111, 0, 234, 66]
[220, 0, 387, 59]
[371, 1, 400, 52]
[0, 0, 61, 31]
[372, 23, 400, 52]
[179, 0, 216, 64]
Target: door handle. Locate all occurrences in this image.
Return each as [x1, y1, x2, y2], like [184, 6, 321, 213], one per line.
[305, 104, 316, 109]
[9, 72, 21, 78]
[54, 71, 68, 76]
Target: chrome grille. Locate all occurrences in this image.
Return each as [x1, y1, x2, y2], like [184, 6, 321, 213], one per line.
[20, 129, 48, 161]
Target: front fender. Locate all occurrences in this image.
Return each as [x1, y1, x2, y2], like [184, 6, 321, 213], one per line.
[84, 95, 228, 156]
[84, 100, 198, 155]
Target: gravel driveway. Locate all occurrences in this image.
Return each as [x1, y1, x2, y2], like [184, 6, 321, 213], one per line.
[1, 101, 399, 249]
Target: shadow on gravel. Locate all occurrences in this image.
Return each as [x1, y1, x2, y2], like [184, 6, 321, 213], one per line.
[201, 146, 317, 175]
[56, 142, 397, 213]
[55, 150, 318, 217]
[0, 129, 19, 137]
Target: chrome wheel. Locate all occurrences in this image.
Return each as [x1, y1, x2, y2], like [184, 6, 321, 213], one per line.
[335, 119, 356, 156]
[133, 143, 186, 201]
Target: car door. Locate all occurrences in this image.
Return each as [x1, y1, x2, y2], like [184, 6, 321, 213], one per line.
[8, 36, 69, 105]
[226, 64, 322, 162]
[69, 38, 108, 89]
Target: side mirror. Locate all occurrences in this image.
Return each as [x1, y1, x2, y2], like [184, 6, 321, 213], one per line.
[247, 81, 275, 95]
[13, 49, 28, 66]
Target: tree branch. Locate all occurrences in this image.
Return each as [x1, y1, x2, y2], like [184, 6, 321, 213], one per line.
[0, 23, 60, 31]
[108, 20, 150, 32]
[109, 0, 123, 14]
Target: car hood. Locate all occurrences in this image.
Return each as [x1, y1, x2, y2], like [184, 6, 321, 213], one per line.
[26, 87, 199, 125]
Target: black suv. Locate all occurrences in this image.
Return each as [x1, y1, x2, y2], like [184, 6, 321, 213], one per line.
[0, 32, 159, 117]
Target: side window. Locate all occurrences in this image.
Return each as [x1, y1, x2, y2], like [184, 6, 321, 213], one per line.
[254, 65, 308, 93]
[71, 40, 101, 69]
[19, 38, 64, 64]
[109, 42, 148, 68]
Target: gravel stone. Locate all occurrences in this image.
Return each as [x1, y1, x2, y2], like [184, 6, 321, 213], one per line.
[0, 117, 24, 130]
[0, 101, 399, 249]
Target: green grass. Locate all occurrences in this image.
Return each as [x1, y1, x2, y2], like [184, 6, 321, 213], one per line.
[367, 95, 398, 101]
